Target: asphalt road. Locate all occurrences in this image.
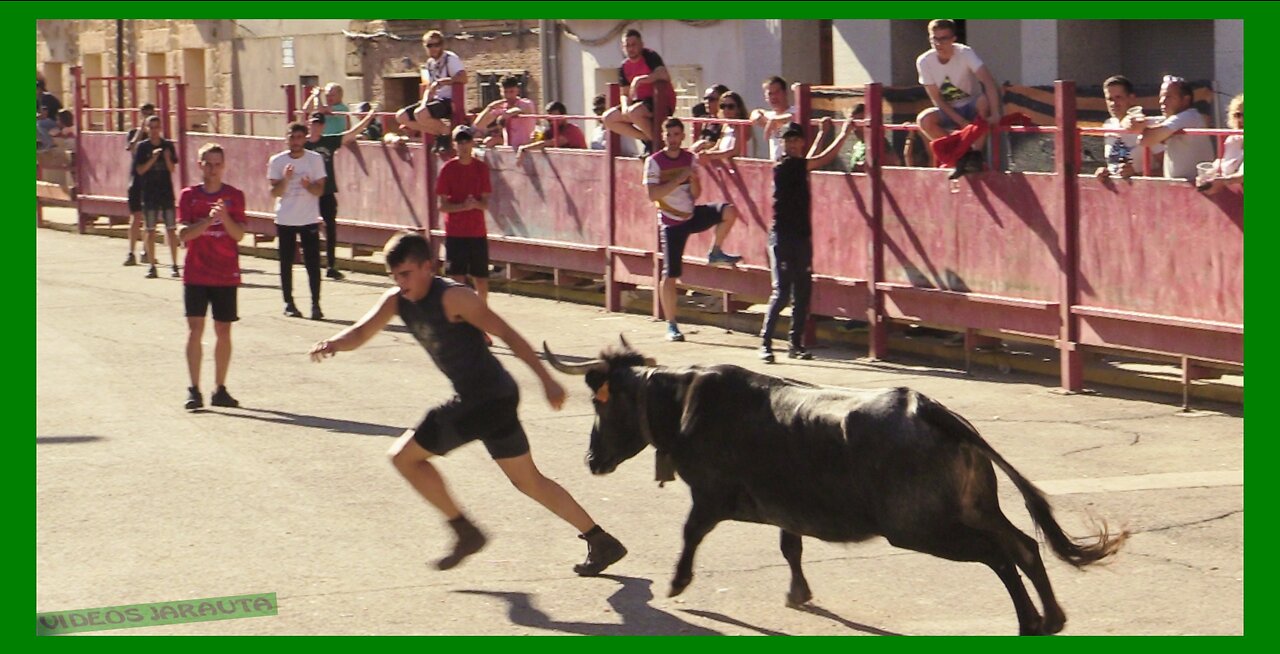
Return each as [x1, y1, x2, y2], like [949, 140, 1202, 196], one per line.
[36, 226, 1243, 635]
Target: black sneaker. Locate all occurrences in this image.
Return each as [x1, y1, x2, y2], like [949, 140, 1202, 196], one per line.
[574, 529, 627, 576]
[787, 346, 813, 360]
[210, 386, 239, 408]
[759, 345, 776, 364]
[949, 150, 985, 180]
[326, 268, 345, 280]
[184, 386, 203, 411]
[123, 253, 136, 266]
[283, 303, 302, 318]
[436, 517, 487, 571]
[145, 265, 158, 279]
[171, 265, 180, 278]
[139, 251, 149, 264]
[310, 304, 324, 321]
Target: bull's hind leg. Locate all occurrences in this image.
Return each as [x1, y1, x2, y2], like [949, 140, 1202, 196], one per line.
[989, 517, 1066, 634]
[896, 525, 1044, 635]
[780, 530, 813, 607]
[670, 504, 722, 598]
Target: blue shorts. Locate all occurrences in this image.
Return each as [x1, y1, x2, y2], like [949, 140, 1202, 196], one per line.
[937, 100, 980, 131]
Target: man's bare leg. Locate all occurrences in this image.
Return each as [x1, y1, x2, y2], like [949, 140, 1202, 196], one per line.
[603, 105, 648, 142]
[494, 453, 594, 533]
[388, 430, 486, 570]
[186, 316, 205, 389]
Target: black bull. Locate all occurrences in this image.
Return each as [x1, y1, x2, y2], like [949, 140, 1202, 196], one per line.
[544, 342, 1127, 636]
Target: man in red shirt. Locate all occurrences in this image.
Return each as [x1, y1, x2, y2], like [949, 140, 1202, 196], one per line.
[602, 29, 675, 152]
[177, 143, 248, 411]
[436, 125, 493, 304]
[515, 101, 589, 164]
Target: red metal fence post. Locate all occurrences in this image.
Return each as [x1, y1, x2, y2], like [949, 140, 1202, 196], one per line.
[282, 84, 297, 134]
[176, 83, 190, 189]
[794, 82, 812, 145]
[605, 83, 622, 312]
[157, 82, 171, 138]
[866, 82, 888, 360]
[1054, 80, 1083, 391]
[71, 66, 87, 233]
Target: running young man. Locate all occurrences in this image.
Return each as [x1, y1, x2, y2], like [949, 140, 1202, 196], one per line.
[178, 143, 247, 410]
[308, 231, 627, 575]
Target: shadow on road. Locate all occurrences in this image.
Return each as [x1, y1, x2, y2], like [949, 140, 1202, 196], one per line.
[213, 407, 403, 437]
[454, 575, 722, 635]
[36, 435, 104, 445]
[791, 603, 902, 636]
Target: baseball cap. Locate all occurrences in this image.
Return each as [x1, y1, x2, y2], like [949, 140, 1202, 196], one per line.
[451, 124, 475, 141]
[308, 112, 326, 124]
[780, 122, 806, 139]
[703, 83, 729, 100]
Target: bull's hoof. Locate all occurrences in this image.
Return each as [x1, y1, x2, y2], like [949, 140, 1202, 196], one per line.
[785, 587, 813, 608]
[1018, 616, 1044, 636]
[668, 577, 691, 598]
[1041, 611, 1066, 635]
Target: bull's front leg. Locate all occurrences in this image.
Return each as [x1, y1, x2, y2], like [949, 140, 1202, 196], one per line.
[669, 504, 721, 598]
[780, 530, 813, 607]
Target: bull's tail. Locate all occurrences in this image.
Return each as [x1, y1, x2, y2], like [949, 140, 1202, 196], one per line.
[917, 394, 1128, 567]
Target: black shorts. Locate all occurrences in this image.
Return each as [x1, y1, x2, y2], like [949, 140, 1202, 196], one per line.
[127, 183, 143, 213]
[635, 97, 654, 113]
[413, 392, 529, 459]
[184, 285, 239, 322]
[319, 194, 338, 222]
[405, 99, 453, 122]
[445, 236, 490, 277]
[660, 203, 728, 279]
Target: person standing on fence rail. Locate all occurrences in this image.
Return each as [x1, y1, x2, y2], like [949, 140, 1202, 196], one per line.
[133, 114, 181, 279]
[760, 119, 854, 363]
[914, 18, 1002, 175]
[307, 231, 628, 576]
[305, 106, 379, 281]
[268, 121, 328, 320]
[1125, 75, 1215, 182]
[123, 103, 157, 267]
[177, 143, 247, 411]
[646, 117, 744, 343]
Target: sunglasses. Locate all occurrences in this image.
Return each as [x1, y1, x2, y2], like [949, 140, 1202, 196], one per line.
[1162, 75, 1186, 84]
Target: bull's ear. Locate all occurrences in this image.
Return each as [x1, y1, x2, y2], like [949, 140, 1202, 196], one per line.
[594, 381, 610, 404]
[643, 357, 657, 367]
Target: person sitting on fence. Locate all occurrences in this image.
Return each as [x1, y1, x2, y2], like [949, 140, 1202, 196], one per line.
[694, 91, 752, 161]
[914, 19, 1002, 176]
[355, 102, 384, 141]
[602, 29, 675, 153]
[645, 117, 744, 343]
[474, 75, 537, 148]
[516, 101, 588, 164]
[1200, 92, 1243, 196]
[1124, 75, 1215, 182]
[751, 76, 797, 161]
[397, 29, 467, 152]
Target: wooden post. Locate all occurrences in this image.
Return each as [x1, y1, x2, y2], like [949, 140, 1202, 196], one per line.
[866, 82, 888, 360]
[1054, 80, 1083, 392]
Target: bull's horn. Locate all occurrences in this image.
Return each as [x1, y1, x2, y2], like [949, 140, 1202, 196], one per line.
[619, 334, 631, 349]
[542, 342, 603, 375]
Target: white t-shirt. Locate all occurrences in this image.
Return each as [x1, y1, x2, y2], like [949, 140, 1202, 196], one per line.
[267, 150, 327, 226]
[643, 149, 699, 225]
[1218, 134, 1243, 176]
[916, 44, 985, 106]
[421, 51, 465, 101]
[764, 105, 798, 161]
[1156, 108, 1215, 181]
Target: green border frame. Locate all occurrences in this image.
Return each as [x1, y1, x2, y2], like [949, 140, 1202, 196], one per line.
[25, 1, 1257, 646]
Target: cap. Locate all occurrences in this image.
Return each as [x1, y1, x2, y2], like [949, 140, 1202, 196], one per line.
[780, 122, 806, 139]
[451, 124, 475, 141]
[308, 112, 326, 124]
[703, 83, 729, 100]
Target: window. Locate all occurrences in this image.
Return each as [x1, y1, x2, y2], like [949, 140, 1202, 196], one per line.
[477, 71, 528, 107]
[282, 37, 295, 68]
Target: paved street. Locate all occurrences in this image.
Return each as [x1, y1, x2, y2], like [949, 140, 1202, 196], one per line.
[36, 225, 1243, 635]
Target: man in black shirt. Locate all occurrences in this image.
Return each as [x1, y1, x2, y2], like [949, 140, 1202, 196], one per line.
[304, 106, 378, 280]
[308, 232, 627, 576]
[133, 115, 181, 278]
[124, 103, 157, 266]
[759, 119, 852, 363]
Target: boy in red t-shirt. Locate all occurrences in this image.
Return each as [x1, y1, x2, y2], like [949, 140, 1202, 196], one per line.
[177, 143, 248, 411]
[435, 125, 493, 304]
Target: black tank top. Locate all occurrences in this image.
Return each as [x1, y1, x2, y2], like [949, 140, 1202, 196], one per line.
[397, 277, 517, 399]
